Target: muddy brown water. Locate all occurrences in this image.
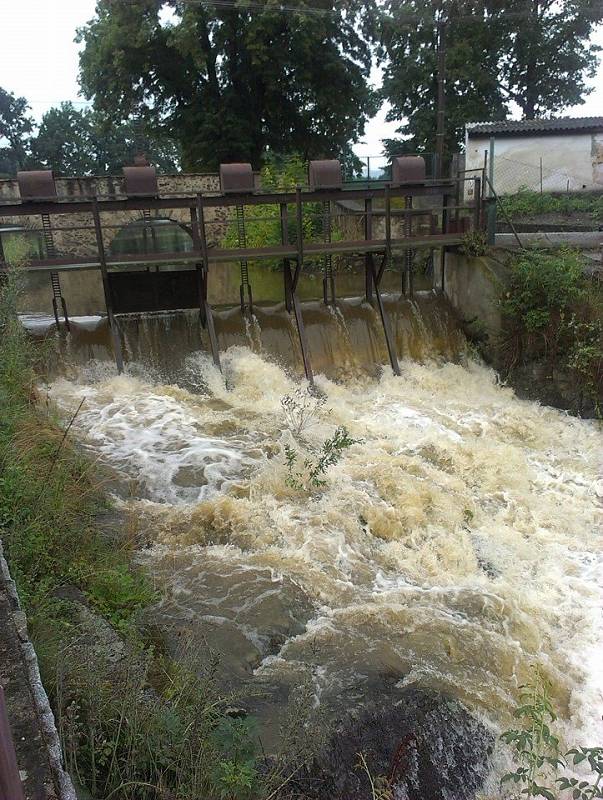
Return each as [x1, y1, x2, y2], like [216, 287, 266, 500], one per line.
[19, 262, 603, 794]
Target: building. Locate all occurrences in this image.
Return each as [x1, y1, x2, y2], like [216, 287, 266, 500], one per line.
[464, 116, 603, 195]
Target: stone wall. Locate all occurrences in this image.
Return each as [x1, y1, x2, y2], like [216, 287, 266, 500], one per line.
[0, 173, 230, 257]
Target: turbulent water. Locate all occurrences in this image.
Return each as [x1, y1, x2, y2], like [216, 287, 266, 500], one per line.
[35, 292, 602, 789]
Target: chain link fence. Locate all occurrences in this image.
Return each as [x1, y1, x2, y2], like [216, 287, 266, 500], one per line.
[490, 153, 596, 195]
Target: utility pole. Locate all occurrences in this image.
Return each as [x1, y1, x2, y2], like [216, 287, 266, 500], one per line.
[435, 14, 446, 178]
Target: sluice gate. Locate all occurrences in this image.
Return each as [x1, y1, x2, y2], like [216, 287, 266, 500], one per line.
[0, 157, 485, 383]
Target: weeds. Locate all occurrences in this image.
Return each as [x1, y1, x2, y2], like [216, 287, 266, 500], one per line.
[281, 389, 326, 438]
[280, 390, 359, 491]
[284, 427, 359, 491]
[460, 230, 489, 258]
[500, 189, 603, 221]
[501, 667, 603, 799]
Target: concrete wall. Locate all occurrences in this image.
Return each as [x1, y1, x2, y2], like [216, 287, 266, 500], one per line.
[443, 249, 509, 342]
[0, 173, 229, 257]
[464, 131, 603, 196]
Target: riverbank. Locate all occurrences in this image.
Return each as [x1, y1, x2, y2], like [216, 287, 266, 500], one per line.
[0, 265, 304, 800]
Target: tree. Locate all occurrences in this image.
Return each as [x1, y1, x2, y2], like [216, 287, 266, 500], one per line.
[28, 103, 95, 176]
[0, 87, 34, 175]
[499, 0, 603, 119]
[28, 102, 181, 175]
[76, 0, 377, 171]
[380, 0, 603, 156]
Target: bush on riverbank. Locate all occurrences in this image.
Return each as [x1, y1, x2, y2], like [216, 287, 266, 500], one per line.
[499, 248, 603, 416]
[0, 261, 307, 799]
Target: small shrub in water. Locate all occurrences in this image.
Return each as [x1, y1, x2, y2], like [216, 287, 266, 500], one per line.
[281, 388, 326, 438]
[284, 425, 360, 491]
[501, 666, 603, 799]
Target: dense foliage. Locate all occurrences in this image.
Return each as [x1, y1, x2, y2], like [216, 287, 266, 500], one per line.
[76, 0, 377, 170]
[0, 86, 34, 175]
[499, 668, 603, 799]
[500, 248, 603, 414]
[30, 102, 181, 175]
[380, 0, 603, 154]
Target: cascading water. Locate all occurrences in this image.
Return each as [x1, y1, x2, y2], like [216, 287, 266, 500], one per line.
[28, 289, 602, 797]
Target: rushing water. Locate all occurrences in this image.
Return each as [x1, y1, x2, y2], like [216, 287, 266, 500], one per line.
[26, 287, 602, 792]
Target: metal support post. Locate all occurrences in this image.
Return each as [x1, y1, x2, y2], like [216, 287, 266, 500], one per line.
[284, 187, 313, 384]
[364, 197, 373, 303]
[368, 252, 400, 376]
[195, 194, 221, 369]
[92, 198, 124, 373]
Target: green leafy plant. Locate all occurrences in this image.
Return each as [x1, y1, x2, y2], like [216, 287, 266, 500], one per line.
[211, 717, 259, 799]
[499, 248, 603, 413]
[284, 426, 359, 491]
[500, 189, 603, 221]
[501, 667, 561, 799]
[501, 668, 603, 800]
[557, 748, 603, 799]
[460, 230, 489, 257]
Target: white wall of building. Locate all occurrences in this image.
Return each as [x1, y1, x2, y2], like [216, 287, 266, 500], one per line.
[464, 131, 603, 195]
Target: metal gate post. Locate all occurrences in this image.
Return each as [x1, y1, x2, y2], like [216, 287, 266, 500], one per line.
[368, 252, 400, 377]
[404, 195, 414, 297]
[196, 194, 221, 370]
[284, 186, 313, 384]
[92, 198, 124, 373]
[364, 197, 373, 304]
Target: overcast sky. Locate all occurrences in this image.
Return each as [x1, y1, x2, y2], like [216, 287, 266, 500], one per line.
[1, 0, 602, 161]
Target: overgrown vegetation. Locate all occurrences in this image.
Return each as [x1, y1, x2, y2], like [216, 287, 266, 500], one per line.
[280, 389, 360, 491]
[499, 248, 603, 415]
[500, 189, 603, 221]
[500, 667, 603, 799]
[0, 258, 313, 798]
[460, 230, 489, 257]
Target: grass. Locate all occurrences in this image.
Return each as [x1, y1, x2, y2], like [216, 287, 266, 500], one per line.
[499, 189, 603, 221]
[0, 253, 315, 799]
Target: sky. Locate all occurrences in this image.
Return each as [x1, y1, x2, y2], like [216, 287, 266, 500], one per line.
[1, 0, 602, 162]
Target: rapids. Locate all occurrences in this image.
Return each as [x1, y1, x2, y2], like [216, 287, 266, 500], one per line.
[35, 291, 602, 792]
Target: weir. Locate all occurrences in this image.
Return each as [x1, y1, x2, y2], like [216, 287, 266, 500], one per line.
[4, 160, 602, 798]
[0, 156, 485, 384]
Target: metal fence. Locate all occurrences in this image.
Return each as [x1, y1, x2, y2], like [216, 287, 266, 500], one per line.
[488, 153, 597, 196]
